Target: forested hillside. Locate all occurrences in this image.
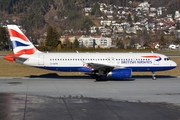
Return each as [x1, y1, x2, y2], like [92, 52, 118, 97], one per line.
[0, 0, 54, 28]
[0, 0, 180, 37]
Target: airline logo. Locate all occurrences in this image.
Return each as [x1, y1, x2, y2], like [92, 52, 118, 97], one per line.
[8, 26, 36, 55]
[142, 56, 162, 61]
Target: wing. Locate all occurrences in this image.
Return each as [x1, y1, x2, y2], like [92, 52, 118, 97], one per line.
[85, 62, 122, 71]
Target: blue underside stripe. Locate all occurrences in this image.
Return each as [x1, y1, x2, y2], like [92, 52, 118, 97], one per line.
[36, 66, 176, 72]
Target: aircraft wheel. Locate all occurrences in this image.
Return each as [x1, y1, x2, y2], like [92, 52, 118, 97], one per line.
[91, 74, 97, 79]
[95, 76, 102, 81]
[152, 71, 156, 80]
[152, 76, 156, 80]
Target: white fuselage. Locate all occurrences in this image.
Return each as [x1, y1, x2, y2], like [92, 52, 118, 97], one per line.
[20, 52, 177, 72]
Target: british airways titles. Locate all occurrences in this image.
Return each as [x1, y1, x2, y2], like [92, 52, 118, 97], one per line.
[121, 59, 152, 64]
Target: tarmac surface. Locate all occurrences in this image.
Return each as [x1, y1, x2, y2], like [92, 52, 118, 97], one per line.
[0, 75, 180, 120]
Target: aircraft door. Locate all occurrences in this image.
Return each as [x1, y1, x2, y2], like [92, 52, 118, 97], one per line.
[38, 54, 44, 65]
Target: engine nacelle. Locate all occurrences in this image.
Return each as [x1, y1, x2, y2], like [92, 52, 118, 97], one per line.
[107, 68, 132, 79]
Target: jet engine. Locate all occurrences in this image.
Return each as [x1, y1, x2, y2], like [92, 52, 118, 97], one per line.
[107, 68, 132, 79]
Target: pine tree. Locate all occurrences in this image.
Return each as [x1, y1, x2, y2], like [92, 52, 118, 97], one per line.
[159, 35, 166, 49]
[0, 27, 8, 50]
[176, 22, 180, 30]
[73, 38, 79, 48]
[46, 26, 59, 50]
[127, 13, 132, 23]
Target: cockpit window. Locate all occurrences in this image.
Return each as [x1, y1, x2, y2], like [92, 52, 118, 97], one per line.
[164, 58, 170, 61]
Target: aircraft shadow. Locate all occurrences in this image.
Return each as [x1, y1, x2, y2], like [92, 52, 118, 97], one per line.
[27, 73, 135, 81]
[27, 73, 92, 80]
[132, 75, 177, 79]
[26, 73, 177, 81]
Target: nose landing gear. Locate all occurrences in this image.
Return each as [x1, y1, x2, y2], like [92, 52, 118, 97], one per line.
[152, 71, 156, 80]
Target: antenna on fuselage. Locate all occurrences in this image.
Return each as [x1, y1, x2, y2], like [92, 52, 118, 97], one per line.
[76, 51, 79, 53]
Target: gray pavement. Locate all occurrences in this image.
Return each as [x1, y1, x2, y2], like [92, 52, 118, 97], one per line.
[0, 76, 180, 120]
[0, 76, 180, 105]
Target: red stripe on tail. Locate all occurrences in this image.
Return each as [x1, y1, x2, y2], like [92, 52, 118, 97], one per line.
[8, 29, 29, 42]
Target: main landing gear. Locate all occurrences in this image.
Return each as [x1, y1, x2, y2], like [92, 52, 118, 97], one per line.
[152, 71, 156, 80]
[91, 74, 102, 81]
[91, 70, 104, 81]
[95, 76, 102, 81]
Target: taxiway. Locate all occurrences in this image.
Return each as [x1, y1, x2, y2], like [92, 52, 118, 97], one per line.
[0, 76, 180, 120]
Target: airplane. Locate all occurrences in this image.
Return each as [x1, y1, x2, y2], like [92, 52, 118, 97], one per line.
[4, 25, 177, 81]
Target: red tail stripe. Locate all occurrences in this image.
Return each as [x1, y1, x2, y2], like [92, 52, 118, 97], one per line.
[4, 53, 21, 62]
[4, 48, 36, 62]
[8, 29, 29, 42]
[16, 48, 36, 55]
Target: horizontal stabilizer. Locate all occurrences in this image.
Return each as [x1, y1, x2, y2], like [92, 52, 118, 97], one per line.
[4, 54, 27, 63]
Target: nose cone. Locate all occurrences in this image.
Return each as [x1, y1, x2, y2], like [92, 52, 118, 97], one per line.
[171, 60, 177, 68]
